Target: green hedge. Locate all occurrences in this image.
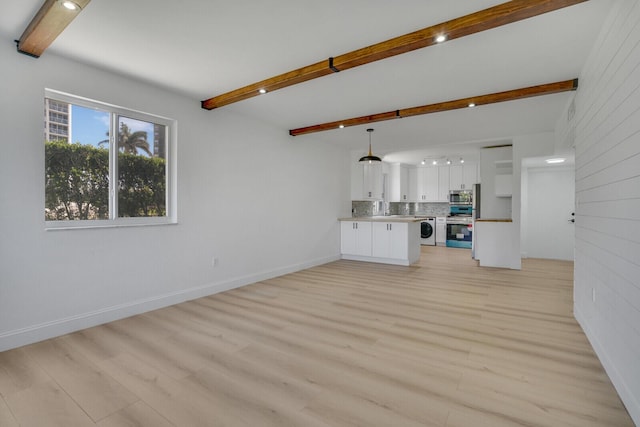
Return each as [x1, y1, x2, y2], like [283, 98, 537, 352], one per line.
[45, 141, 166, 220]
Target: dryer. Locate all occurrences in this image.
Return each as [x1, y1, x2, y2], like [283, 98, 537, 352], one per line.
[419, 217, 436, 246]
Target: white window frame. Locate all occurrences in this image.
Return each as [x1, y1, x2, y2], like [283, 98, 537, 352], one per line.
[45, 89, 177, 230]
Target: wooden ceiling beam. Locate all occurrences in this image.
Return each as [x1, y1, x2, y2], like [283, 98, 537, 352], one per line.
[201, 0, 586, 110]
[17, 0, 91, 58]
[288, 79, 578, 136]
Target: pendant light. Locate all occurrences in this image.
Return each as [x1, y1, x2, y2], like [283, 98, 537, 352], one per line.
[359, 128, 382, 163]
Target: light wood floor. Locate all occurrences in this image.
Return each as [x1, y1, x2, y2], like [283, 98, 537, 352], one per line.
[0, 246, 634, 426]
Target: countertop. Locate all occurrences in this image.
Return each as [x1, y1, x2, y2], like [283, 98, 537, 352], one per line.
[339, 216, 423, 223]
[475, 218, 513, 222]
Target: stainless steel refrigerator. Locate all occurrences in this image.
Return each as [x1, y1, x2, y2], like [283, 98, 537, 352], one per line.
[472, 183, 481, 220]
[472, 183, 480, 259]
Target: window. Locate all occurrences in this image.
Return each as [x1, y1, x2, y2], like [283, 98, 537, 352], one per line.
[44, 89, 176, 228]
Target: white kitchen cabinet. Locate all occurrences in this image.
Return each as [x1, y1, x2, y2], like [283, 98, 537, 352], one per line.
[450, 163, 478, 190]
[414, 166, 449, 202]
[408, 167, 418, 201]
[415, 167, 439, 201]
[362, 162, 383, 200]
[372, 222, 408, 260]
[340, 219, 420, 266]
[463, 163, 478, 187]
[438, 166, 450, 201]
[449, 165, 463, 190]
[340, 221, 372, 256]
[435, 217, 447, 246]
[389, 163, 410, 202]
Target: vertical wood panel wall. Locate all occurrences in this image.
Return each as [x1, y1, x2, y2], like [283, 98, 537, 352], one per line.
[569, 0, 640, 423]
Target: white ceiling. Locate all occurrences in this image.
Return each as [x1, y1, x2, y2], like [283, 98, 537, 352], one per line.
[1, 0, 613, 164]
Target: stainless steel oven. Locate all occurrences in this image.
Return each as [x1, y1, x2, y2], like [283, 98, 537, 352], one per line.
[446, 218, 473, 248]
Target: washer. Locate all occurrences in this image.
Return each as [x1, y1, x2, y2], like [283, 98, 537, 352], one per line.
[419, 217, 436, 246]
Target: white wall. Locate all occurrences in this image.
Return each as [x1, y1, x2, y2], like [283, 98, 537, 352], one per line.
[512, 132, 556, 268]
[523, 167, 575, 260]
[567, 0, 640, 423]
[479, 145, 513, 219]
[0, 40, 350, 351]
[477, 134, 558, 270]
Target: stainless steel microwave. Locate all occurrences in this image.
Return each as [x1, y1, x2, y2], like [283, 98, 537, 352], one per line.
[449, 190, 472, 205]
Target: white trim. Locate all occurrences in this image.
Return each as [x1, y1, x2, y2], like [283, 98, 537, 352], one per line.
[45, 216, 177, 230]
[341, 254, 415, 266]
[575, 307, 640, 424]
[0, 255, 340, 352]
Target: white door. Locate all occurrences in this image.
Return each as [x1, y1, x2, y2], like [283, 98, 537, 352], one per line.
[525, 167, 575, 260]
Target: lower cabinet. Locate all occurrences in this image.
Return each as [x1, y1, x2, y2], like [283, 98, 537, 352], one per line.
[372, 222, 408, 260]
[340, 220, 420, 266]
[340, 221, 372, 256]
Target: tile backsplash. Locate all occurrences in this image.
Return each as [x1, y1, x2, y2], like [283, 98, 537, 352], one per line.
[413, 202, 450, 217]
[351, 200, 384, 217]
[352, 201, 450, 217]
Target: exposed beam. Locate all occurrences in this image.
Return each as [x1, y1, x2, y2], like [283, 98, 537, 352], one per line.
[201, 0, 586, 110]
[17, 0, 91, 58]
[289, 79, 578, 136]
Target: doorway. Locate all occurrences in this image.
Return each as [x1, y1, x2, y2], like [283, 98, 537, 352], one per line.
[522, 161, 575, 261]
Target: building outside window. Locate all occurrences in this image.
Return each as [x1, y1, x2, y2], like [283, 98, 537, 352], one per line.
[44, 98, 70, 141]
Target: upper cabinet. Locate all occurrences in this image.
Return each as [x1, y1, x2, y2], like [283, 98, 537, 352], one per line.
[449, 163, 478, 190]
[389, 163, 410, 202]
[351, 160, 384, 200]
[362, 162, 384, 200]
[414, 166, 447, 202]
[438, 166, 450, 201]
[390, 162, 480, 203]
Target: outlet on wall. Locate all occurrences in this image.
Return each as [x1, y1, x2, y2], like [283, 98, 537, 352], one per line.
[212, 256, 219, 267]
[592, 287, 596, 302]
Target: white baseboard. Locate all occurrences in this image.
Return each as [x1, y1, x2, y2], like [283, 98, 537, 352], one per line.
[574, 307, 640, 425]
[0, 254, 340, 352]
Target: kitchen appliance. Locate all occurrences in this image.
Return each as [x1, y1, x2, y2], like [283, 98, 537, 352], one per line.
[447, 205, 473, 248]
[472, 183, 481, 220]
[419, 217, 436, 246]
[449, 205, 472, 216]
[471, 183, 481, 258]
[449, 190, 472, 205]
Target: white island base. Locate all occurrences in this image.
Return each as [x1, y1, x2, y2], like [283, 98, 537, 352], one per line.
[339, 217, 421, 266]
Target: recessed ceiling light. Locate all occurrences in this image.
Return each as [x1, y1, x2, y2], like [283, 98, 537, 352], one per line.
[421, 159, 425, 165]
[432, 160, 437, 165]
[460, 158, 465, 164]
[258, 88, 267, 94]
[545, 158, 566, 164]
[60, 1, 80, 10]
[435, 34, 447, 43]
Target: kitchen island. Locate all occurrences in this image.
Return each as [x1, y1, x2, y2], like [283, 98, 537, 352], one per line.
[339, 216, 421, 266]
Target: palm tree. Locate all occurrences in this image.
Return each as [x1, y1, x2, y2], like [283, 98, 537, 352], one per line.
[98, 122, 153, 156]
